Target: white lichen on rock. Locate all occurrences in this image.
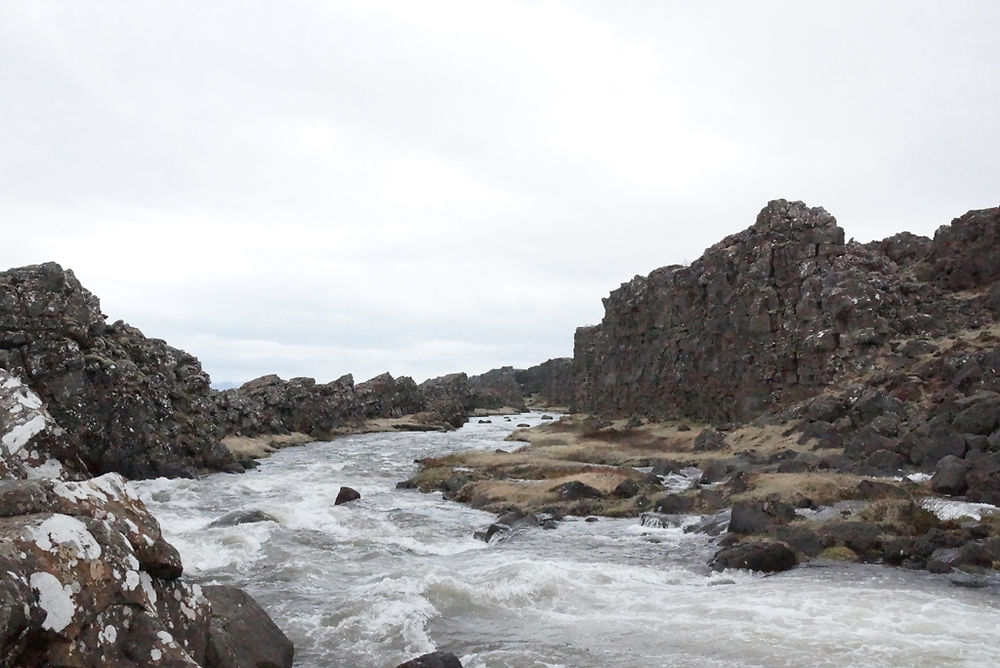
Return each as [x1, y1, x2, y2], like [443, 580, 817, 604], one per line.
[141, 571, 158, 605]
[124, 570, 141, 591]
[0, 369, 68, 479]
[98, 624, 118, 644]
[29, 514, 102, 561]
[3, 414, 48, 452]
[29, 571, 76, 632]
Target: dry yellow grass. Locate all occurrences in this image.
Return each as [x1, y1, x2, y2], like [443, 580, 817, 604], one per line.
[453, 469, 638, 515]
[735, 472, 864, 506]
[411, 412, 920, 518]
[221, 432, 313, 458]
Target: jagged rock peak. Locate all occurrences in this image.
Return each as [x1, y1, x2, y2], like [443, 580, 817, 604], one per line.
[699, 199, 846, 269]
[751, 199, 840, 236]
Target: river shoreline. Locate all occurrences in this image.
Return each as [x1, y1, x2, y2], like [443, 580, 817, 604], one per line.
[407, 413, 1000, 582]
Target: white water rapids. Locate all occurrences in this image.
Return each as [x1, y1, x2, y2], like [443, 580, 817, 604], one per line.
[135, 414, 1000, 667]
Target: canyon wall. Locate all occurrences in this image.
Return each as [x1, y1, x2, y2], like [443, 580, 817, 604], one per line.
[573, 200, 998, 423]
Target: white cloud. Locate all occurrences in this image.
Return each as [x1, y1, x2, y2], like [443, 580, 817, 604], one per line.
[2, 0, 999, 385]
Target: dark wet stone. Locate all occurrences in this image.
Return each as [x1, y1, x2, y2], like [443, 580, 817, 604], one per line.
[683, 509, 731, 536]
[612, 478, 641, 498]
[209, 509, 280, 528]
[396, 651, 464, 668]
[930, 455, 972, 496]
[554, 480, 603, 501]
[335, 486, 362, 505]
[818, 521, 883, 559]
[710, 541, 798, 573]
[653, 494, 695, 514]
[729, 499, 796, 535]
[204, 585, 294, 668]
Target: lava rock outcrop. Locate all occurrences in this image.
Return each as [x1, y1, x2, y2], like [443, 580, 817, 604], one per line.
[0, 263, 236, 479]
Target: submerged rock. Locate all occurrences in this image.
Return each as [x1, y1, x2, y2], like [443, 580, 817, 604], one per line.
[396, 651, 464, 668]
[683, 509, 731, 536]
[208, 509, 280, 528]
[474, 510, 539, 543]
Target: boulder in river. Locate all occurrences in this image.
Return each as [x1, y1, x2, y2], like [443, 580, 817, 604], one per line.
[728, 498, 796, 535]
[335, 486, 362, 505]
[204, 584, 294, 667]
[474, 510, 539, 543]
[710, 541, 798, 573]
[208, 509, 280, 528]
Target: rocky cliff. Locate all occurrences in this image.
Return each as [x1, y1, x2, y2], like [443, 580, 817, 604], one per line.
[514, 358, 574, 408]
[468, 366, 526, 412]
[215, 370, 477, 438]
[214, 373, 361, 438]
[0, 263, 237, 480]
[572, 200, 1000, 495]
[574, 200, 997, 424]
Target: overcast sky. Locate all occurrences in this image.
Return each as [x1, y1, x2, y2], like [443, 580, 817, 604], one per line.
[2, 1, 998, 386]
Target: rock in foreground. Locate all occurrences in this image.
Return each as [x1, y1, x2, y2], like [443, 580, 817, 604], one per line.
[0, 368, 293, 666]
[204, 585, 295, 668]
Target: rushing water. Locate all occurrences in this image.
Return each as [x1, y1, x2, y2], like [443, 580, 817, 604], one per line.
[135, 414, 1000, 667]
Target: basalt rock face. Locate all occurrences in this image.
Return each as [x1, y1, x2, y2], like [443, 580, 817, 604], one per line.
[214, 371, 433, 438]
[468, 366, 526, 411]
[515, 358, 574, 408]
[214, 367, 529, 440]
[573, 200, 997, 424]
[0, 369, 87, 480]
[927, 207, 1000, 291]
[0, 263, 236, 479]
[214, 373, 360, 438]
[418, 373, 475, 429]
[355, 372, 424, 419]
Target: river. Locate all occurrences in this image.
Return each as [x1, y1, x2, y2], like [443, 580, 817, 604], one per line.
[134, 414, 1000, 667]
